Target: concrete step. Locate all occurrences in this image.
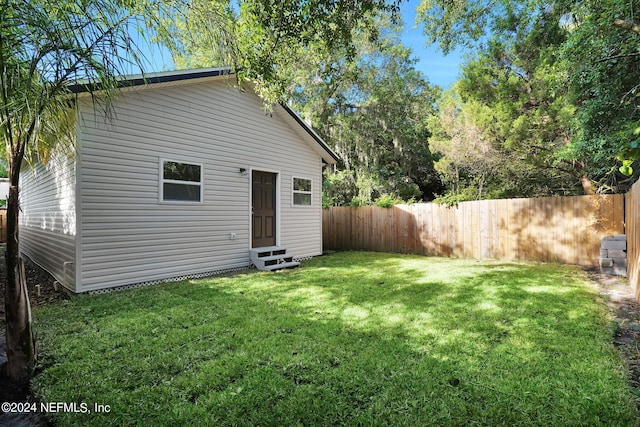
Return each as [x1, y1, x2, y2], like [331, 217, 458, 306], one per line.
[251, 246, 287, 255]
[250, 246, 298, 271]
[256, 254, 294, 263]
[261, 261, 300, 271]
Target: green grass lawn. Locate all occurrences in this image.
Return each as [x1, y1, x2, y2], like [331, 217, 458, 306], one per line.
[32, 252, 638, 426]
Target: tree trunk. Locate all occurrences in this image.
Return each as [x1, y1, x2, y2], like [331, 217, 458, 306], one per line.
[5, 182, 35, 379]
[614, 19, 640, 35]
[580, 175, 595, 195]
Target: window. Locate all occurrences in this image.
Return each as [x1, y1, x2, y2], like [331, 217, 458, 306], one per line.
[161, 160, 203, 203]
[292, 177, 312, 206]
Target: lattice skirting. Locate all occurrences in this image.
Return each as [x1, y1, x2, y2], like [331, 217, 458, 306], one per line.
[88, 265, 254, 295]
[88, 255, 315, 295]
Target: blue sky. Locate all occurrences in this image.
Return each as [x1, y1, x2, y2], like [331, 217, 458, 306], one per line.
[399, 1, 464, 88]
[135, 1, 464, 89]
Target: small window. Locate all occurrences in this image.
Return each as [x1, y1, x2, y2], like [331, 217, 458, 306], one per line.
[292, 177, 312, 206]
[161, 160, 203, 203]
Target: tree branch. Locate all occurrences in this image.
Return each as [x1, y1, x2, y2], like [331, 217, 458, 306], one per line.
[597, 51, 640, 62]
[614, 19, 640, 35]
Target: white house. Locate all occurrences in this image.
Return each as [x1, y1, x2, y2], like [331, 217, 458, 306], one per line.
[18, 67, 338, 293]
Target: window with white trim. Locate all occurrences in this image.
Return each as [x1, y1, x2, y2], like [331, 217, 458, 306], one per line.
[292, 177, 312, 206]
[161, 160, 203, 203]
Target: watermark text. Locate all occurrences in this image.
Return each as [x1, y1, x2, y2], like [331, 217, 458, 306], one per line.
[2, 401, 111, 414]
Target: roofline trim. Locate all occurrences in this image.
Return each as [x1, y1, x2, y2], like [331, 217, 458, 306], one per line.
[67, 67, 233, 94]
[280, 103, 340, 164]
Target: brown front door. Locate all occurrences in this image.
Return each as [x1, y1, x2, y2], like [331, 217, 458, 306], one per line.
[252, 171, 277, 248]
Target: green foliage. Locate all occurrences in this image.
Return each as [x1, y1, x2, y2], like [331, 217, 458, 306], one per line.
[419, 0, 640, 195]
[1, 0, 169, 379]
[619, 158, 635, 177]
[559, 0, 640, 186]
[422, 1, 586, 200]
[165, 4, 443, 205]
[429, 53, 581, 202]
[416, 0, 542, 54]
[349, 195, 370, 207]
[33, 253, 638, 426]
[0, 158, 8, 178]
[433, 187, 485, 207]
[322, 169, 357, 208]
[163, 0, 403, 104]
[373, 193, 402, 207]
[1, 0, 165, 168]
[301, 31, 443, 205]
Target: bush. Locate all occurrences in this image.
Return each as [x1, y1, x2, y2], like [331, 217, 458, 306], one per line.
[374, 194, 402, 207]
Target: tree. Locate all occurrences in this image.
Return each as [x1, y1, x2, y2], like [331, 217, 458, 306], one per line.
[416, 0, 543, 54]
[306, 41, 443, 205]
[417, 0, 640, 193]
[559, 0, 640, 183]
[424, 4, 587, 201]
[165, 2, 442, 205]
[279, 17, 443, 205]
[0, 0, 162, 379]
[428, 91, 502, 201]
[162, 0, 403, 104]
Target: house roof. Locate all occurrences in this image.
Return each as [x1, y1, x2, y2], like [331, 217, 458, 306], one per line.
[68, 67, 339, 164]
[67, 67, 233, 93]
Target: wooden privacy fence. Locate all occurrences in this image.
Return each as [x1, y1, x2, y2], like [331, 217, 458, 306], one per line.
[323, 195, 625, 268]
[626, 182, 640, 301]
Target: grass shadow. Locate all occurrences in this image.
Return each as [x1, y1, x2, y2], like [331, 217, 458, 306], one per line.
[32, 252, 638, 426]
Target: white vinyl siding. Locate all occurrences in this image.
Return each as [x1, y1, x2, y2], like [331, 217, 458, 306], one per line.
[19, 150, 77, 291]
[76, 80, 325, 291]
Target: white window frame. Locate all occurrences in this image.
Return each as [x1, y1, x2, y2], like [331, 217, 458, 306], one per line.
[292, 176, 312, 207]
[159, 158, 204, 204]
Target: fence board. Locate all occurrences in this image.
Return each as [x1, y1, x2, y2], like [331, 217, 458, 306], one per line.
[575, 197, 588, 266]
[439, 204, 448, 256]
[511, 199, 533, 260]
[548, 197, 561, 262]
[488, 201, 498, 259]
[563, 196, 576, 262]
[507, 198, 519, 261]
[323, 194, 624, 268]
[478, 201, 489, 259]
[0, 209, 5, 244]
[496, 199, 508, 260]
[419, 205, 427, 255]
[627, 183, 640, 301]
[539, 198, 550, 262]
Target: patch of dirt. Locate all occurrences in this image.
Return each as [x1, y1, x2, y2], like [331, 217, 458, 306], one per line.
[0, 256, 68, 426]
[0, 257, 69, 332]
[589, 271, 640, 397]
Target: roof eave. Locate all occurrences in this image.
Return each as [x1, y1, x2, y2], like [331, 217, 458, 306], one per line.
[67, 67, 233, 94]
[280, 103, 339, 165]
